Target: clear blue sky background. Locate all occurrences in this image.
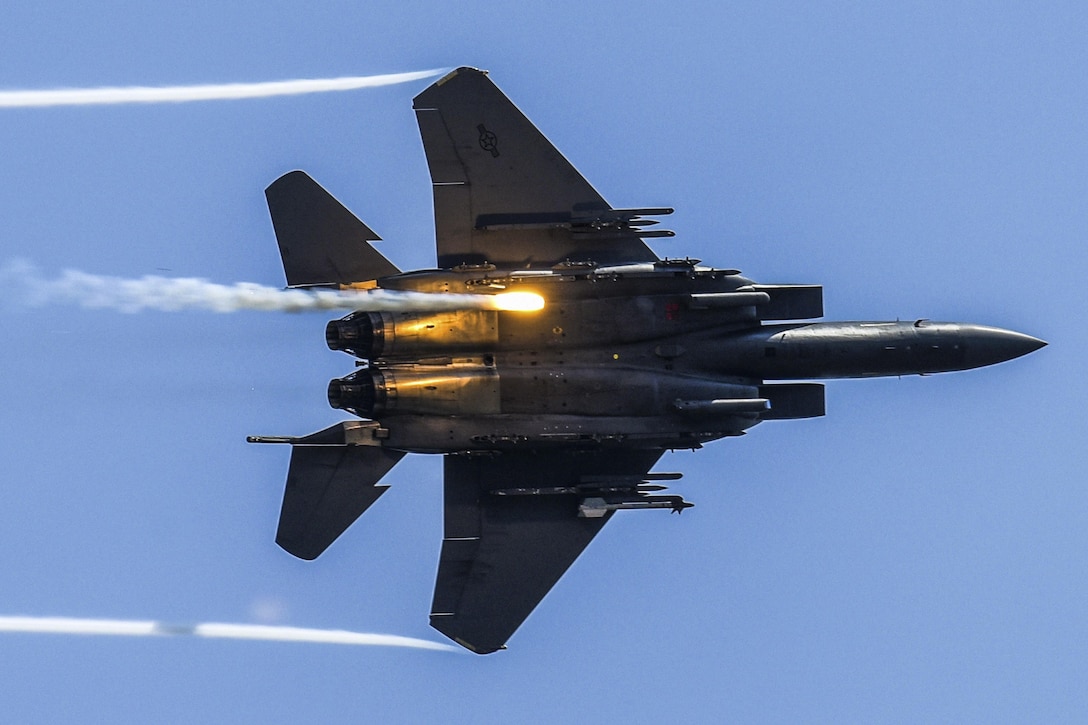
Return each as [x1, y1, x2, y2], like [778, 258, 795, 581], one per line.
[0, 2, 1082, 723]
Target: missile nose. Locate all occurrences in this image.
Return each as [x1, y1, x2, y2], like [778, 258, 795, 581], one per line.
[961, 325, 1047, 369]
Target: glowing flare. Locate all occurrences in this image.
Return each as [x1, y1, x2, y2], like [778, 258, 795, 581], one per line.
[2, 262, 550, 315]
[491, 291, 545, 312]
[0, 261, 522, 314]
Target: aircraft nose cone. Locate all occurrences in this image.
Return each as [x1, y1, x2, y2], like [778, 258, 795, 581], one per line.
[961, 325, 1047, 369]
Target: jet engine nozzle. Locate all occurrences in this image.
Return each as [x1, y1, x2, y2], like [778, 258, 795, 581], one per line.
[327, 368, 385, 417]
[326, 309, 501, 360]
[326, 311, 383, 359]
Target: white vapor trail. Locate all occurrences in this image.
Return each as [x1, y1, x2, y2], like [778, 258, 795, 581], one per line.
[0, 69, 448, 108]
[0, 616, 457, 652]
[1, 262, 504, 314]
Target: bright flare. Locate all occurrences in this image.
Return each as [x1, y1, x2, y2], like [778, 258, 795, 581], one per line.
[491, 291, 545, 312]
[0, 261, 521, 314]
[2, 262, 549, 315]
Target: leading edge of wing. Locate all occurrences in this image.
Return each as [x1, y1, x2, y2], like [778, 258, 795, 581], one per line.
[430, 448, 664, 654]
[413, 67, 660, 268]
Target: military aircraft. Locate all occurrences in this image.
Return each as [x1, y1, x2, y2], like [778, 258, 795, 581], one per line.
[249, 67, 1045, 654]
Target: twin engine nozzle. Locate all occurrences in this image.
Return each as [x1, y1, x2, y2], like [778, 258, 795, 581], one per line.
[327, 367, 383, 418]
[326, 309, 503, 419]
[326, 308, 500, 361]
[325, 311, 383, 360]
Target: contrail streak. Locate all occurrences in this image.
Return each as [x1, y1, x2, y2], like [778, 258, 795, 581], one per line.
[1, 262, 520, 314]
[0, 69, 448, 108]
[0, 616, 457, 651]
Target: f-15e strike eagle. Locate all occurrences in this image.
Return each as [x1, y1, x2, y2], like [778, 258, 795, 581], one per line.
[249, 67, 1044, 654]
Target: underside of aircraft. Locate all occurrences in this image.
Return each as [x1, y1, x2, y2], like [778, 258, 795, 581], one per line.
[250, 68, 1044, 654]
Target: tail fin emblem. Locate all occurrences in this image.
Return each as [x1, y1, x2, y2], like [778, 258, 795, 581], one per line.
[477, 124, 500, 157]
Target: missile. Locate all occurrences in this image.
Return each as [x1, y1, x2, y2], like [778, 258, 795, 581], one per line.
[578, 495, 694, 518]
[673, 398, 770, 415]
[689, 291, 771, 309]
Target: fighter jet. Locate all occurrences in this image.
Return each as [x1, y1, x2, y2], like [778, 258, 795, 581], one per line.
[249, 67, 1045, 654]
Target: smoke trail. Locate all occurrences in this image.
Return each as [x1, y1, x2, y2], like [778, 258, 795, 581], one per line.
[0, 616, 457, 651]
[0, 69, 448, 108]
[1, 261, 527, 314]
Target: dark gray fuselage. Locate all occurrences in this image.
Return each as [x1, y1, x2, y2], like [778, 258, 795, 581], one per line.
[325, 263, 1043, 453]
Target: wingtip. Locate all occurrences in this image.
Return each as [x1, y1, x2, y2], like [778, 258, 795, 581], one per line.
[433, 66, 489, 88]
[430, 617, 507, 654]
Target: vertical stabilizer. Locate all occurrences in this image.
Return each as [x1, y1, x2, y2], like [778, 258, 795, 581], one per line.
[265, 170, 401, 287]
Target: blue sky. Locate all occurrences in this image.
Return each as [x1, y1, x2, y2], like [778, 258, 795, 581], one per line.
[0, 2, 1083, 722]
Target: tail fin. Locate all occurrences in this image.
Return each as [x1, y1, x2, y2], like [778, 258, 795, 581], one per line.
[265, 170, 401, 287]
[254, 422, 406, 560]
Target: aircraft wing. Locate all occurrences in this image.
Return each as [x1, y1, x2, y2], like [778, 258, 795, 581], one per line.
[430, 448, 665, 654]
[413, 67, 664, 269]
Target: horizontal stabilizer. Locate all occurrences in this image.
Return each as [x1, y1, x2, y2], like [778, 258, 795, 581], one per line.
[274, 423, 405, 560]
[265, 170, 400, 287]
